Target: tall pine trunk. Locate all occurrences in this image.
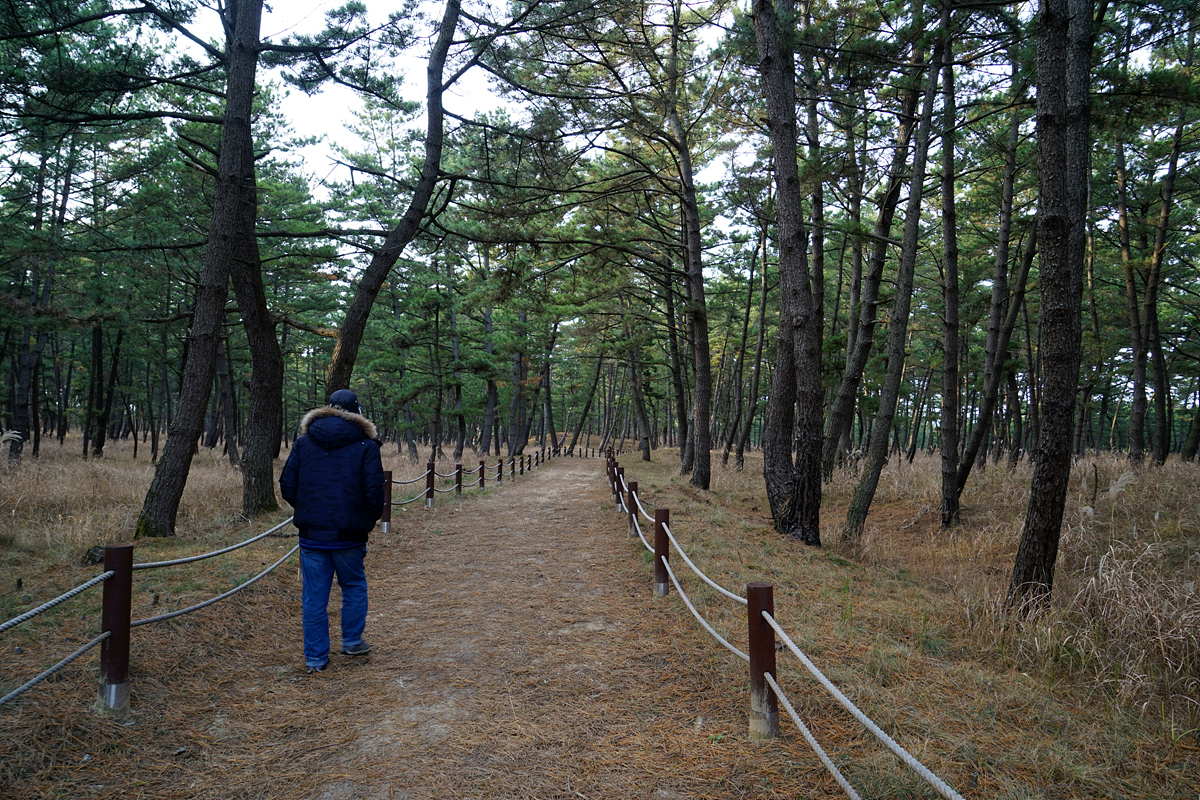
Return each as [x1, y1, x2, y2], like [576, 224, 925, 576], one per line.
[939, 24, 961, 525]
[1007, 0, 1094, 611]
[325, 0, 460, 391]
[844, 32, 943, 547]
[136, 0, 263, 538]
[753, 0, 823, 544]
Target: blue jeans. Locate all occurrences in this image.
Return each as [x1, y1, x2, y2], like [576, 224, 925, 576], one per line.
[300, 545, 368, 668]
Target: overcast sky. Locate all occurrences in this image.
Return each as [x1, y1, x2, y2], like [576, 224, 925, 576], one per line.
[196, 1, 500, 191]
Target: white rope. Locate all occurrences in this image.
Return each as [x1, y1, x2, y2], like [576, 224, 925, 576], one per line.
[397, 492, 426, 506]
[0, 631, 111, 708]
[132, 546, 300, 628]
[134, 517, 295, 570]
[1, 572, 114, 634]
[633, 491, 655, 522]
[764, 672, 862, 800]
[463, 477, 483, 488]
[433, 485, 457, 494]
[435, 469, 458, 478]
[394, 471, 431, 485]
[632, 515, 652, 552]
[762, 611, 966, 800]
[663, 522, 747, 606]
[661, 556, 748, 662]
[463, 464, 483, 475]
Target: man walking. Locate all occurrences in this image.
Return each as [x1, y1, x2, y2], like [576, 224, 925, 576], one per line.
[280, 389, 385, 673]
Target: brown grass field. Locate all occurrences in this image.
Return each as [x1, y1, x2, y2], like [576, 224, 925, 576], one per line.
[0, 438, 1197, 798]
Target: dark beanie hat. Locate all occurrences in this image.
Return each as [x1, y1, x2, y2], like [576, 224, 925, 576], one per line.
[328, 389, 360, 414]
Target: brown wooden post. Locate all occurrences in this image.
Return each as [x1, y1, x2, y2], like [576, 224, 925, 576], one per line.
[519, 455, 525, 476]
[627, 481, 638, 537]
[455, 463, 463, 496]
[615, 466, 625, 511]
[747, 583, 779, 740]
[425, 462, 435, 507]
[479, 460, 486, 491]
[97, 543, 133, 719]
[380, 470, 393, 533]
[497, 458, 503, 483]
[653, 509, 670, 597]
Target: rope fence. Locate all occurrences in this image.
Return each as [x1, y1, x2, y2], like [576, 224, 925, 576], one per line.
[0, 571, 115, 635]
[131, 545, 301, 628]
[0, 632, 111, 709]
[379, 445, 588, 530]
[0, 523, 300, 716]
[605, 451, 966, 800]
[1, 444, 593, 716]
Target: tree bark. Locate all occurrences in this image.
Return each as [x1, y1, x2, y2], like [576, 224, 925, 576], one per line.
[663, 280, 689, 461]
[753, 0, 823, 544]
[821, 54, 923, 481]
[479, 305, 499, 457]
[939, 21, 961, 525]
[227, 172, 282, 512]
[735, 235, 770, 471]
[1181, 391, 1200, 462]
[215, 335, 240, 467]
[1007, 0, 1093, 611]
[722, 238, 759, 466]
[844, 33, 943, 547]
[568, 356, 604, 454]
[135, 0, 263, 538]
[92, 328, 124, 459]
[630, 352, 653, 461]
[325, 0, 460, 391]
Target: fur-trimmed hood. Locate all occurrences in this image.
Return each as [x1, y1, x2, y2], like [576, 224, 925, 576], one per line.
[299, 405, 378, 445]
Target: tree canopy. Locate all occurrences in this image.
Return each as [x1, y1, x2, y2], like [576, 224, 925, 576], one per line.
[3, 0, 1199, 604]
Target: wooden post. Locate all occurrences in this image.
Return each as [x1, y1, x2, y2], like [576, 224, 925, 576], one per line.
[615, 466, 625, 511]
[97, 543, 133, 719]
[425, 462, 435, 508]
[653, 509, 670, 597]
[747, 583, 779, 740]
[455, 463, 463, 496]
[497, 458, 503, 484]
[479, 460, 486, 491]
[380, 471, 393, 533]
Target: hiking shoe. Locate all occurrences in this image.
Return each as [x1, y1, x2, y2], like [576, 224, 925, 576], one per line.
[306, 661, 328, 674]
[340, 640, 371, 656]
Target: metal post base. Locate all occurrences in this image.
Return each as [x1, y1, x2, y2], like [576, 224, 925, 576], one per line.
[95, 681, 130, 719]
[749, 708, 778, 740]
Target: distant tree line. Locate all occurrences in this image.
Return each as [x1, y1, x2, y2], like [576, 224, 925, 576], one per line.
[2, 0, 1197, 607]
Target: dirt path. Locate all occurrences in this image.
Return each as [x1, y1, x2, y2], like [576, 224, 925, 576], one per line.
[270, 456, 826, 800]
[298, 456, 808, 799]
[14, 457, 825, 800]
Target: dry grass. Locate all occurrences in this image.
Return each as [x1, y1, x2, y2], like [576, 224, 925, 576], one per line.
[1, 439, 1197, 799]
[617, 447, 1198, 798]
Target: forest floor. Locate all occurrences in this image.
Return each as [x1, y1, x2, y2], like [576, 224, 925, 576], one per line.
[2, 451, 1197, 799]
[3, 457, 842, 799]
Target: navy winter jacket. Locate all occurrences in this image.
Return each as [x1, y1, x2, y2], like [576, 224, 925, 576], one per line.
[279, 406, 385, 549]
